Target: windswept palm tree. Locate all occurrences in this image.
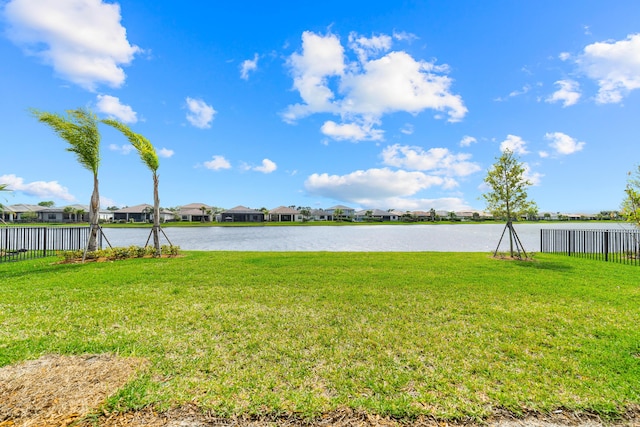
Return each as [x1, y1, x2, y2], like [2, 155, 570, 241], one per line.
[102, 119, 162, 256]
[32, 108, 101, 251]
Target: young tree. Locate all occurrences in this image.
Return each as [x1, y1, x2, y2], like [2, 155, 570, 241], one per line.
[101, 119, 163, 256]
[482, 149, 537, 258]
[622, 165, 640, 228]
[32, 108, 101, 251]
[38, 201, 55, 207]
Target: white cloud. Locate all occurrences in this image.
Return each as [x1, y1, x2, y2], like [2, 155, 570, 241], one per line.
[459, 135, 477, 147]
[400, 124, 414, 135]
[381, 144, 481, 177]
[4, 0, 140, 91]
[559, 52, 571, 61]
[204, 155, 231, 170]
[240, 53, 259, 80]
[305, 168, 445, 202]
[539, 151, 549, 158]
[577, 33, 640, 103]
[185, 97, 216, 129]
[546, 80, 581, 107]
[348, 32, 392, 62]
[253, 158, 277, 174]
[340, 50, 467, 121]
[108, 143, 134, 155]
[0, 174, 75, 201]
[321, 120, 384, 141]
[523, 163, 543, 186]
[544, 132, 585, 155]
[283, 31, 466, 139]
[158, 148, 174, 158]
[500, 134, 529, 155]
[508, 84, 531, 98]
[96, 94, 137, 123]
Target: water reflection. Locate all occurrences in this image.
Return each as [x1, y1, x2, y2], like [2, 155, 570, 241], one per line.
[101, 222, 634, 252]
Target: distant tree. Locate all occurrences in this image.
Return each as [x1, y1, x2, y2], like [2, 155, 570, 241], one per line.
[0, 184, 11, 224]
[472, 212, 481, 221]
[32, 108, 101, 251]
[38, 201, 55, 207]
[75, 208, 86, 223]
[365, 210, 373, 221]
[21, 211, 38, 222]
[63, 206, 75, 222]
[200, 206, 207, 222]
[333, 208, 344, 221]
[482, 149, 537, 258]
[102, 119, 163, 256]
[300, 208, 311, 221]
[429, 208, 436, 222]
[622, 165, 640, 228]
[106, 206, 119, 211]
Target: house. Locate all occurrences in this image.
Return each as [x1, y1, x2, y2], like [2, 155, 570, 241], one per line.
[268, 206, 302, 222]
[179, 203, 213, 222]
[220, 206, 264, 222]
[411, 211, 432, 221]
[4, 204, 45, 222]
[354, 209, 400, 222]
[326, 205, 355, 219]
[309, 208, 331, 221]
[113, 204, 153, 223]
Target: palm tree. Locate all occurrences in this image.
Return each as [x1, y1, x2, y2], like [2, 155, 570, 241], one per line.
[0, 183, 10, 224]
[32, 108, 101, 251]
[102, 119, 162, 256]
[333, 208, 344, 221]
[200, 206, 207, 223]
[75, 208, 86, 223]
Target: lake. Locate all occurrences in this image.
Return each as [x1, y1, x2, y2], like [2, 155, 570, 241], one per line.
[101, 222, 635, 252]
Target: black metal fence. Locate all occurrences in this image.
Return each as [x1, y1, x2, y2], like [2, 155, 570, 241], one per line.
[0, 226, 100, 263]
[540, 228, 640, 266]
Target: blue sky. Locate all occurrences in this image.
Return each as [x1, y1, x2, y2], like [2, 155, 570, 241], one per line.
[1, 0, 639, 213]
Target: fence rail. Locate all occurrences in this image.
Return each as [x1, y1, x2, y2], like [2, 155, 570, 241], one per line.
[540, 228, 640, 266]
[0, 226, 100, 263]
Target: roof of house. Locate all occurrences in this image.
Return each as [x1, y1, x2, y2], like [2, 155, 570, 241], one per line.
[180, 203, 212, 209]
[269, 206, 300, 214]
[223, 205, 263, 214]
[327, 205, 353, 210]
[115, 204, 153, 213]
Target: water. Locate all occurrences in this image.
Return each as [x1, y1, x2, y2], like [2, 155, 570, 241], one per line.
[100, 222, 635, 252]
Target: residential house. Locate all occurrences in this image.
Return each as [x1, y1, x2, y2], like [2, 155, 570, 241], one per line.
[309, 208, 331, 221]
[220, 206, 264, 222]
[268, 206, 302, 222]
[179, 203, 213, 222]
[354, 209, 400, 222]
[326, 205, 355, 220]
[113, 204, 153, 223]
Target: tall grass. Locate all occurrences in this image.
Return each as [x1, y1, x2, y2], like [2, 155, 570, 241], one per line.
[0, 252, 638, 421]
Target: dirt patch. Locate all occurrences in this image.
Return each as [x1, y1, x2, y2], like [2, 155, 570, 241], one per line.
[0, 354, 148, 427]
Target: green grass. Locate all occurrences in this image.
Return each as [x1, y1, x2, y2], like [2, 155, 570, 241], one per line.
[0, 252, 638, 421]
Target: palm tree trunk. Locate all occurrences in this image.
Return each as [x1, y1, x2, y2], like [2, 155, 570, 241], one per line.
[153, 173, 161, 256]
[88, 174, 100, 252]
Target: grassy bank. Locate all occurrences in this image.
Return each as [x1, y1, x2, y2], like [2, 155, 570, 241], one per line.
[0, 252, 638, 421]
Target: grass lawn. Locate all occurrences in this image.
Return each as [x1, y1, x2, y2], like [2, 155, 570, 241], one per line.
[0, 252, 638, 422]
